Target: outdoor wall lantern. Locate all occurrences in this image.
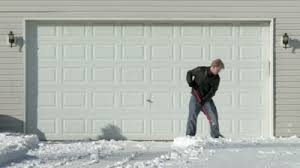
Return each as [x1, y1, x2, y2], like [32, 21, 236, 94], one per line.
[282, 33, 289, 49]
[8, 31, 15, 48]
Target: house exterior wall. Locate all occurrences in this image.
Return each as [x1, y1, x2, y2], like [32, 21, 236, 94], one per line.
[0, 0, 299, 137]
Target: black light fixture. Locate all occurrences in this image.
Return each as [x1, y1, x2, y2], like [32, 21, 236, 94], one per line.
[282, 33, 289, 49]
[8, 31, 15, 48]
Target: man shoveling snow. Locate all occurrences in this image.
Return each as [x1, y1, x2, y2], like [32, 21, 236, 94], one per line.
[186, 58, 225, 138]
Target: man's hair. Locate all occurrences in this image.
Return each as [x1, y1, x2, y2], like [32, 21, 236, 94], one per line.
[211, 58, 225, 69]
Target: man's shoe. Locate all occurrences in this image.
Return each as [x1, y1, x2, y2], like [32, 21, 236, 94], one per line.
[218, 133, 225, 138]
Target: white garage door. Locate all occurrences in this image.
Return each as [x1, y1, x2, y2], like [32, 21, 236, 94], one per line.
[26, 21, 271, 140]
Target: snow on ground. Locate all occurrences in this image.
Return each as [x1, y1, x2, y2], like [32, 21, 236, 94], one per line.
[0, 132, 39, 166]
[1, 133, 300, 168]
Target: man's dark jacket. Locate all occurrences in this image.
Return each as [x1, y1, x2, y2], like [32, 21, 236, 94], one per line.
[186, 66, 220, 103]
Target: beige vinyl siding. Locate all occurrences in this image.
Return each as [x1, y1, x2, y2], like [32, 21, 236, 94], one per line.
[0, 0, 299, 136]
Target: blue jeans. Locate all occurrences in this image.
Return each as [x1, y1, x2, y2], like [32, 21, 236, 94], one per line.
[186, 94, 220, 138]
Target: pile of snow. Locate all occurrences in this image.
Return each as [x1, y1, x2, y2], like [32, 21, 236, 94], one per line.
[0, 132, 39, 166]
[8, 139, 126, 167]
[172, 135, 300, 149]
[171, 136, 198, 148]
[171, 136, 231, 149]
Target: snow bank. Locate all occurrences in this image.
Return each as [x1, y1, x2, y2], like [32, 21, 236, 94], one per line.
[171, 135, 300, 149]
[0, 132, 39, 166]
[7, 139, 126, 167]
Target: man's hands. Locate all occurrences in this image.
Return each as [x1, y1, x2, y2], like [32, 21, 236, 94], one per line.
[188, 80, 196, 88]
[200, 100, 205, 106]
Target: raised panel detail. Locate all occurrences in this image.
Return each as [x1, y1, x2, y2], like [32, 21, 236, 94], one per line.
[92, 67, 114, 81]
[92, 120, 116, 133]
[150, 68, 173, 82]
[220, 68, 233, 82]
[92, 92, 114, 108]
[181, 25, 203, 36]
[62, 92, 86, 108]
[239, 46, 262, 60]
[38, 44, 57, 60]
[150, 45, 173, 60]
[214, 92, 233, 106]
[62, 26, 85, 36]
[239, 120, 262, 136]
[93, 24, 115, 36]
[151, 120, 173, 134]
[63, 119, 85, 133]
[93, 45, 115, 60]
[219, 120, 233, 134]
[239, 91, 263, 106]
[151, 23, 173, 37]
[63, 45, 86, 60]
[38, 119, 56, 133]
[121, 92, 144, 107]
[39, 67, 57, 82]
[122, 45, 144, 60]
[123, 24, 144, 36]
[239, 68, 262, 81]
[39, 92, 57, 107]
[121, 67, 144, 82]
[150, 92, 173, 110]
[63, 67, 86, 82]
[239, 26, 262, 37]
[181, 45, 203, 60]
[37, 25, 56, 36]
[210, 25, 233, 36]
[210, 45, 233, 60]
[122, 120, 145, 133]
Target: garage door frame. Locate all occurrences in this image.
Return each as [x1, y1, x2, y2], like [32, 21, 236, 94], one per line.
[23, 17, 275, 138]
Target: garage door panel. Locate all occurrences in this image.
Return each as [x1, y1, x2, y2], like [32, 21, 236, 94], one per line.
[181, 25, 204, 36]
[150, 120, 174, 134]
[38, 119, 56, 134]
[62, 119, 86, 134]
[62, 92, 86, 109]
[37, 24, 57, 36]
[150, 45, 173, 60]
[122, 45, 145, 60]
[63, 67, 86, 82]
[63, 44, 87, 60]
[150, 23, 174, 37]
[239, 119, 263, 137]
[62, 24, 86, 36]
[239, 46, 263, 60]
[239, 91, 264, 106]
[180, 45, 204, 60]
[150, 67, 174, 82]
[214, 91, 234, 106]
[39, 67, 57, 82]
[121, 119, 146, 134]
[93, 44, 115, 60]
[149, 91, 174, 110]
[38, 91, 58, 108]
[38, 44, 57, 60]
[217, 72, 234, 82]
[26, 21, 270, 140]
[210, 45, 233, 60]
[93, 24, 116, 36]
[92, 120, 117, 134]
[92, 92, 115, 108]
[120, 91, 145, 107]
[92, 66, 115, 82]
[120, 66, 145, 82]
